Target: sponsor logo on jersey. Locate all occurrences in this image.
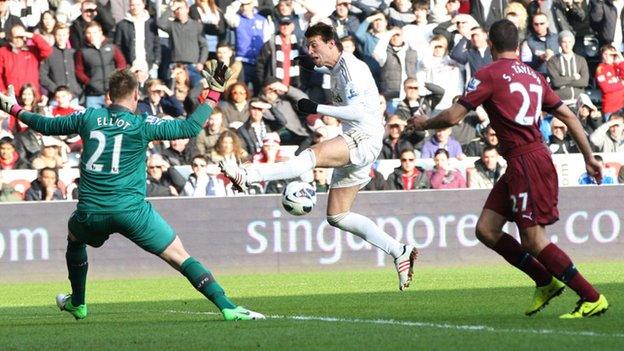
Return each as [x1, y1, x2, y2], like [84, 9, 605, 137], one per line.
[466, 77, 481, 93]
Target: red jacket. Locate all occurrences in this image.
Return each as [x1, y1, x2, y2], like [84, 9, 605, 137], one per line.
[595, 62, 624, 113]
[0, 34, 52, 95]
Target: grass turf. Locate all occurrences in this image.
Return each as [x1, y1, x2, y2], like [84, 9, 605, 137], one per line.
[1, 262, 623, 351]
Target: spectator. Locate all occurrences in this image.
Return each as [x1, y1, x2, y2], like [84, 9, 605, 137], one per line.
[9, 0, 48, 31]
[576, 93, 603, 138]
[402, 2, 436, 56]
[146, 154, 186, 197]
[50, 86, 81, 117]
[40, 23, 83, 99]
[162, 138, 195, 166]
[589, 0, 624, 48]
[428, 148, 466, 189]
[215, 42, 243, 88]
[464, 124, 499, 157]
[354, 11, 388, 79]
[266, 0, 313, 43]
[182, 155, 227, 196]
[0, 170, 22, 201]
[69, 0, 115, 49]
[256, 16, 303, 90]
[158, 0, 208, 86]
[260, 79, 310, 145]
[329, 0, 360, 39]
[224, 0, 271, 94]
[385, 148, 430, 190]
[433, 13, 479, 53]
[579, 155, 616, 184]
[547, 30, 590, 105]
[209, 130, 249, 165]
[75, 21, 127, 108]
[0, 23, 52, 96]
[0, 0, 23, 47]
[138, 79, 185, 118]
[24, 167, 64, 201]
[238, 97, 286, 155]
[548, 117, 579, 154]
[196, 106, 227, 156]
[379, 115, 414, 160]
[590, 114, 624, 152]
[595, 45, 624, 116]
[372, 26, 418, 102]
[114, 0, 161, 80]
[169, 63, 194, 114]
[450, 26, 492, 79]
[35, 10, 56, 46]
[395, 77, 444, 120]
[419, 34, 464, 111]
[362, 164, 387, 191]
[470, 0, 507, 30]
[189, 0, 226, 55]
[504, 2, 528, 43]
[312, 167, 329, 193]
[467, 145, 505, 189]
[385, 0, 416, 27]
[421, 127, 465, 159]
[31, 136, 66, 170]
[252, 132, 287, 163]
[521, 13, 558, 76]
[219, 82, 250, 128]
[0, 137, 29, 169]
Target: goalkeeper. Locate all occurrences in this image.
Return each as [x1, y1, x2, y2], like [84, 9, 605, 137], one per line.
[0, 62, 264, 321]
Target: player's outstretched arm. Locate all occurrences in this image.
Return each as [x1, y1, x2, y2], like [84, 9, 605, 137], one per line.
[0, 85, 81, 136]
[297, 98, 366, 122]
[407, 103, 468, 132]
[145, 60, 232, 141]
[553, 104, 603, 182]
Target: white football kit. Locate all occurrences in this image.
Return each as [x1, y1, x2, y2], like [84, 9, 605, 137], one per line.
[315, 52, 384, 188]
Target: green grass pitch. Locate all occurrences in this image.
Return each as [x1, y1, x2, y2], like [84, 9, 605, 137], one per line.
[2, 262, 623, 350]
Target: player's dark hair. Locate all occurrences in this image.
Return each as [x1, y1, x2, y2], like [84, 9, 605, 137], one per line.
[108, 69, 138, 102]
[488, 19, 518, 53]
[304, 22, 343, 52]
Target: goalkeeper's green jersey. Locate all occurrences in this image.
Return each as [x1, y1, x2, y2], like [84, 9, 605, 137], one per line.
[19, 103, 213, 213]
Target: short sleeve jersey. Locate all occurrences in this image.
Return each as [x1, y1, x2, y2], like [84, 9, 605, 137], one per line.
[19, 104, 213, 213]
[458, 58, 563, 155]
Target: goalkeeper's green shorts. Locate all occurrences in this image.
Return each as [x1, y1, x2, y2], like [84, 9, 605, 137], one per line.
[68, 201, 175, 254]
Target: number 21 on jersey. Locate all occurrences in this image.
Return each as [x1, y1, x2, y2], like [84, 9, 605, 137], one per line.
[509, 82, 542, 126]
[85, 131, 123, 174]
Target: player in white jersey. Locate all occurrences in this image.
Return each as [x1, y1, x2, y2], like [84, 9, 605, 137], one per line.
[221, 23, 418, 291]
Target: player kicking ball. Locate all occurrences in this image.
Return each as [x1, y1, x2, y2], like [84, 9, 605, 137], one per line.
[0, 62, 264, 321]
[407, 19, 608, 318]
[220, 22, 418, 291]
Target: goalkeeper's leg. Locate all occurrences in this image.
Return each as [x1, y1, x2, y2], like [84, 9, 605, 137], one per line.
[159, 236, 265, 320]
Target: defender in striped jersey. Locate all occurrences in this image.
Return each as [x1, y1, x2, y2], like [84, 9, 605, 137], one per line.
[220, 23, 417, 291]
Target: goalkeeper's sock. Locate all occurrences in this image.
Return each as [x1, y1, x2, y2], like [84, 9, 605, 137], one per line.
[246, 148, 316, 183]
[492, 234, 552, 286]
[180, 257, 236, 310]
[66, 240, 88, 306]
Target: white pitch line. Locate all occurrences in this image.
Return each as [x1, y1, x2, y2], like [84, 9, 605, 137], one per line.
[165, 310, 624, 339]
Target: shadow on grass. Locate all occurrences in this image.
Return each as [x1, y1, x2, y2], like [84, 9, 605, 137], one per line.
[0, 283, 622, 351]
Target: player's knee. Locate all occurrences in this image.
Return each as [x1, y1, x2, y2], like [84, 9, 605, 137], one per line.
[475, 221, 497, 247]
[327, 212, 349, 228]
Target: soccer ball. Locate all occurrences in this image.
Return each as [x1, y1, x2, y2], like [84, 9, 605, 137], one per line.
[281, 181, 317, 216]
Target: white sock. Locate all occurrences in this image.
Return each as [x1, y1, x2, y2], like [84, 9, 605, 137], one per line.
[327, 212, 404, 258]
[246, 149, 316, 183]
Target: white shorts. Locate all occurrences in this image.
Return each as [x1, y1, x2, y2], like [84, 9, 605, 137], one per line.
[330, 129, 382, 189]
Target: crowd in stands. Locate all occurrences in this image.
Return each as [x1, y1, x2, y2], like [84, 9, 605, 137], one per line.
[2, 0, 624, 202]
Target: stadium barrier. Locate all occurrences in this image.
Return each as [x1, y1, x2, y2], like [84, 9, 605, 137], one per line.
[0, 186, 622, 281]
